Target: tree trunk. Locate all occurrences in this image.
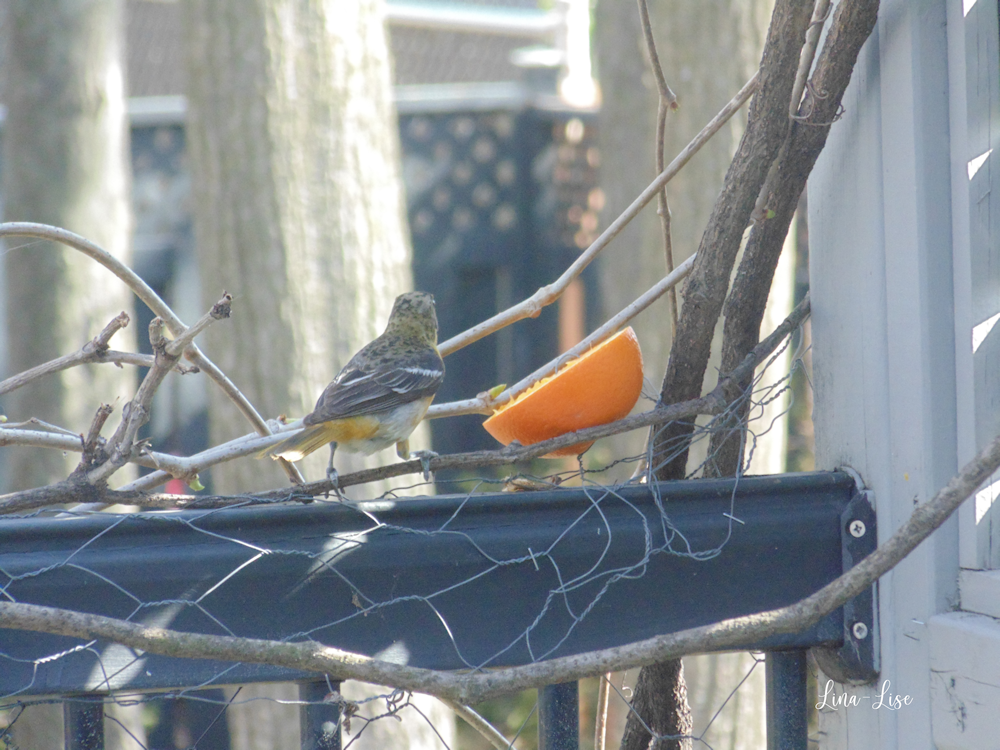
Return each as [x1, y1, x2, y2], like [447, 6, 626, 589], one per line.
[184, 0, 421, 494]
[184, 0, 450, 747]
[595, 1, 768, 748]
[1, 0, 135, 493]
[1, 3, 145, 744]
[594, 0, 769, 475]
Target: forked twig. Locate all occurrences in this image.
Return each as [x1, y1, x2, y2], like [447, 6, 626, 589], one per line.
[637, 0, 680, 334]
[0, 223, 304, 485]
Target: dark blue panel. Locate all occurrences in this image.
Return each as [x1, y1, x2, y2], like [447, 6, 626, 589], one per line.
[0, 472, 857, 696]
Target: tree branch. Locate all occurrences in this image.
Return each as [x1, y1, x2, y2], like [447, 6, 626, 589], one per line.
[632, 2, 819, 746]
[429, 254, 696, 419]
[0, 295, 809, 511]
[436, 72, 757, 359]
[652, 0, 814, 481]
[637, 0, 680, 336]
[87, 294, 232, 484]
[0, 312, 130, 397]
[709, 0, 879, 477]
[165, 292, 232, 357]
[789, 0, 833, 118]
[0, 223, 305, 485]
[438, 699, 512, 750]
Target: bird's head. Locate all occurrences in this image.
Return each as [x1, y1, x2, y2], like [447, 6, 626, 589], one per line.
[385, 291, 438, 345]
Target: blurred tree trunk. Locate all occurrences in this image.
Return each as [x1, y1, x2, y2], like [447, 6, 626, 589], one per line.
[184, 0, 425, 494]
[1, 2, 145, 747]
[594, 1, 769, 749]
[594, 0, 769, 472]
[184, 0, 450, 747]
[0, 0, 135, 493]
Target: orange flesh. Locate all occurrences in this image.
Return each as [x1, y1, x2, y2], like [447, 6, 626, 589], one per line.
[483, 327, 644, 458]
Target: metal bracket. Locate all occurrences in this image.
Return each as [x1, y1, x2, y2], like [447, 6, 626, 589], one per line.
[812, 485, 879, 684]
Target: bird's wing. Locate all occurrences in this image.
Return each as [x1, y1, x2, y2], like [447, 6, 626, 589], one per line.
[305, 348, 444, 424]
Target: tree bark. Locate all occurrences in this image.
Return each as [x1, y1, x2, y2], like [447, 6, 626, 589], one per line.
[618, 1, 880, 748]
[184, 0, 419, 493]
[611, 2, 814, 749]
[594, 0, 770, 475]
[184, 0, 450, 747]
[596, 1, 768, 747]
[0, 0, 135, 493]
[652, 0, 814, 480]
[707, 0, 880, 477]
[618, 660, 691, 750]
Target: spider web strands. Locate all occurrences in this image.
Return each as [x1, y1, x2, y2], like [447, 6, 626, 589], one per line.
[644, 334, 806, 484]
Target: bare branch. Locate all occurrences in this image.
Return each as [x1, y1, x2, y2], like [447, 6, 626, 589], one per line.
[789, 0, 833, 118]
[2, 413, 997, 704]
[165, 292, 233, 357]
[430, 254, 696, 419]
[595, 673, 611, 750]
[88, 319, 173, 483]
[0, 311, 129, 397]
[637, 0, 680, 334]
[81, 404, 114, 458]
[89, 294, 234, 484]
[0, 316, 196, 399]
[439, 700, 512, 750]
[436, 72, 758, 358]
[713, 0, 879, 476]
[636, 0, 677, 108]
[0, 425, 200, 478]
[0, 418, 81, 437]
[0, 223, 304, 485]
[118, 423, 303, 492]
[504, 254, 697, 404]
[0, 426, 86, 452]
[0, 401, 710, 511]
[653, 0, 814, 481]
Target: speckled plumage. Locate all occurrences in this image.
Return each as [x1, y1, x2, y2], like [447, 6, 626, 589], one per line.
[262, 292, 444, 465]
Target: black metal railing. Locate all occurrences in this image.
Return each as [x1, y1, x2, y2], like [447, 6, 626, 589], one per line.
[2, 471, 876, 749]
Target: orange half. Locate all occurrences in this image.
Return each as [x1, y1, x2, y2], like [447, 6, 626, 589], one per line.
[483, 327, 644, 457]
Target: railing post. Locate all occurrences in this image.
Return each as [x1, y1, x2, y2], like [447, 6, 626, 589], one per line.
[300, 679, 342, 750]
[538, 681, 579, 750]
[766, 649, 808, 750]
[64, 697, 104, 750]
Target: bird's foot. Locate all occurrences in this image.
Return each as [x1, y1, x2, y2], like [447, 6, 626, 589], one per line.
[325, 467, 345, 501]
[410, 450, 438, 481]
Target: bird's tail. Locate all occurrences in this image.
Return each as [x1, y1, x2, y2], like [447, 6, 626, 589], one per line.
[256, 424, 333, 462]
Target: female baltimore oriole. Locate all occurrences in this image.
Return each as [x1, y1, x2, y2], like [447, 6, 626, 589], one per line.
[260, 291, 444, 483]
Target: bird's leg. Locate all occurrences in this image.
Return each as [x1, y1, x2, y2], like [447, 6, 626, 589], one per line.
[395, 439, 411, 460]
[398, 439, 439, 482]
[326, 442, 343, 500]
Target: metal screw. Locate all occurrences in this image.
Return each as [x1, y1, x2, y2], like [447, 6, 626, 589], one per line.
[852, 622, 869, 640]
[849, 519, 867, 538]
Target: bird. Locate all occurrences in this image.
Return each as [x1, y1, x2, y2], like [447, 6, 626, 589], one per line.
[260, 291, 444, 486]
